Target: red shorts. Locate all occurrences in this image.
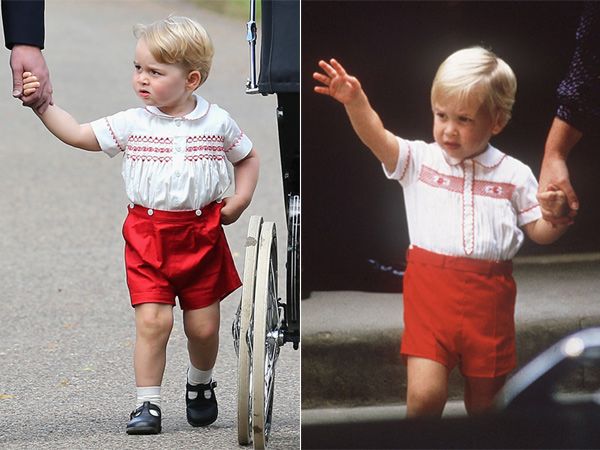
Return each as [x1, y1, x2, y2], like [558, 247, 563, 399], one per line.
[122, 202, 242, 310]
[401, 246, 516, 378]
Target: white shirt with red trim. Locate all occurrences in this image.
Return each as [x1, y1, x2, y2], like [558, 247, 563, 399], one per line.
[384, 137, 541, 261]
[90, 93, 252, 211]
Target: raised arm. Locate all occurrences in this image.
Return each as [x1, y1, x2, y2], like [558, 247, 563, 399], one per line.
[22, 72, 100, 151]
[313, 58, 398, 172]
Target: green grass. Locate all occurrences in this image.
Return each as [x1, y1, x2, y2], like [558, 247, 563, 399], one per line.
[191, 0, 260, 20]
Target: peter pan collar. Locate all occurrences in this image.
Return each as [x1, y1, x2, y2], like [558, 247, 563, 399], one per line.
[441, 143, 506, 169]
[145, 93, 211, 120]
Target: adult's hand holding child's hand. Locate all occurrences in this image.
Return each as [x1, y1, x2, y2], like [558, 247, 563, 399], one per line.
[537, 184, 573, 225]
[11, 45, 53, 113]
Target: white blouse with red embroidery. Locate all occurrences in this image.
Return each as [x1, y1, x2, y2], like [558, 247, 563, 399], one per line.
[90, 94, 252, 211]
[384, 137, 541, 261]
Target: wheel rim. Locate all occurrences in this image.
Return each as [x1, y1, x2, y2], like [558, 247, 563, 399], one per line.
[252, 222, 279, 449]
[234, 215, 263, 445]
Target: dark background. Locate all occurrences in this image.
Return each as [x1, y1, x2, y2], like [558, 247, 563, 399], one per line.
[302, 1, 600, 295]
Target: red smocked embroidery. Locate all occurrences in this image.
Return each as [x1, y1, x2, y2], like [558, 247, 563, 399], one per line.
[184, 154, 226, 162]
[419, 165, 464, 193]
[128, 135, 173, 145]
[419, 165, 516, 200]
[186, 145, 224, 153]
[472, 179, 515, 200]
[186, 135, 225, 144]
[126, 145, 172, 154]
[126, 154, 172, 163]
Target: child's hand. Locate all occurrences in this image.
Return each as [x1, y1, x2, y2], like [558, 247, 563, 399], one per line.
[537, 184, 572, 224]
[220, 195, 249, 225]
[313, 59, 363, 105]
[21, 72, 41, 98]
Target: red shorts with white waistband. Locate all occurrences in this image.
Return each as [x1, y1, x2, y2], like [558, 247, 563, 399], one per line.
[122, 202, 242, 310]
[401, 246, 516, 378]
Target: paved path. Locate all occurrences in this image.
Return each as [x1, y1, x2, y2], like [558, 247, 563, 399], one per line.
[0, 1, 299, 448]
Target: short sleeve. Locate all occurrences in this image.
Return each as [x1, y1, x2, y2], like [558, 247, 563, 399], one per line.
[382, 137, 429, 187]
[513, 165, 542, 226]
[382, 136, 406, 179]
[223, 113, 253, 164]
[90, 109, 136, 158]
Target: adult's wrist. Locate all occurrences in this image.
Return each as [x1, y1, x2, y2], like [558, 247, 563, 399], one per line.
[543, 117, 582, 160]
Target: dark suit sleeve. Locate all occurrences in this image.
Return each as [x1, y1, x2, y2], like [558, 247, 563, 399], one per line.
[1, 0, 45, 49]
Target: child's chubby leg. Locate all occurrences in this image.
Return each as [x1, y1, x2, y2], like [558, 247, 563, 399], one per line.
[183, 301, 220, 370]
[133, 303, 174, 387]
[126, 303, 173, 434]
[463, 375, 506, 416]
[182, 301, 221, 427]
[406, 356, 449, 418]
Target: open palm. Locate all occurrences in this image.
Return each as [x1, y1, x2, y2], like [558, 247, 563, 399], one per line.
[313, 59, 362, 105]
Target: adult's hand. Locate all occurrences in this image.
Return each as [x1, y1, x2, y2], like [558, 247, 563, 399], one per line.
[10, 44, 53, 113]
[538, 156, 577, 225]
[537, 118, 582, 225]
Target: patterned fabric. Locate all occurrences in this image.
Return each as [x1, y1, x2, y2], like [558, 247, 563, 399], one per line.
[383, 137, 541, 261]
[90, 94, 252, 211]
[556, 2, 600, 134]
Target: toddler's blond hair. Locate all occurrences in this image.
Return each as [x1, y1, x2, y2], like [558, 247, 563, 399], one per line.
[431, 47, 517, 126]
[134, 16, 214, 87]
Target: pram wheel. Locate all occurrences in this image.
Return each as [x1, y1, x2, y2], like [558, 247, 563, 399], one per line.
[252, 221, 281, 449]
[234, 215, 263, 445]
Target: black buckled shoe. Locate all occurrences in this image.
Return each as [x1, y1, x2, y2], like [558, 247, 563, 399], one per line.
[186, 380, 218, 427]
[126, 401, 162, 435]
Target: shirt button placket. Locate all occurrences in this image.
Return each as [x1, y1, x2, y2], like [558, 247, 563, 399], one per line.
[174, 136, 185, 166]
[463, 160, 475, 255]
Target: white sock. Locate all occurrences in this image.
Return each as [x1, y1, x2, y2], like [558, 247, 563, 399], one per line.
[136, 386, 161, 409]
[187, 364, 213, 385]
[187, 364, 213, 400]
